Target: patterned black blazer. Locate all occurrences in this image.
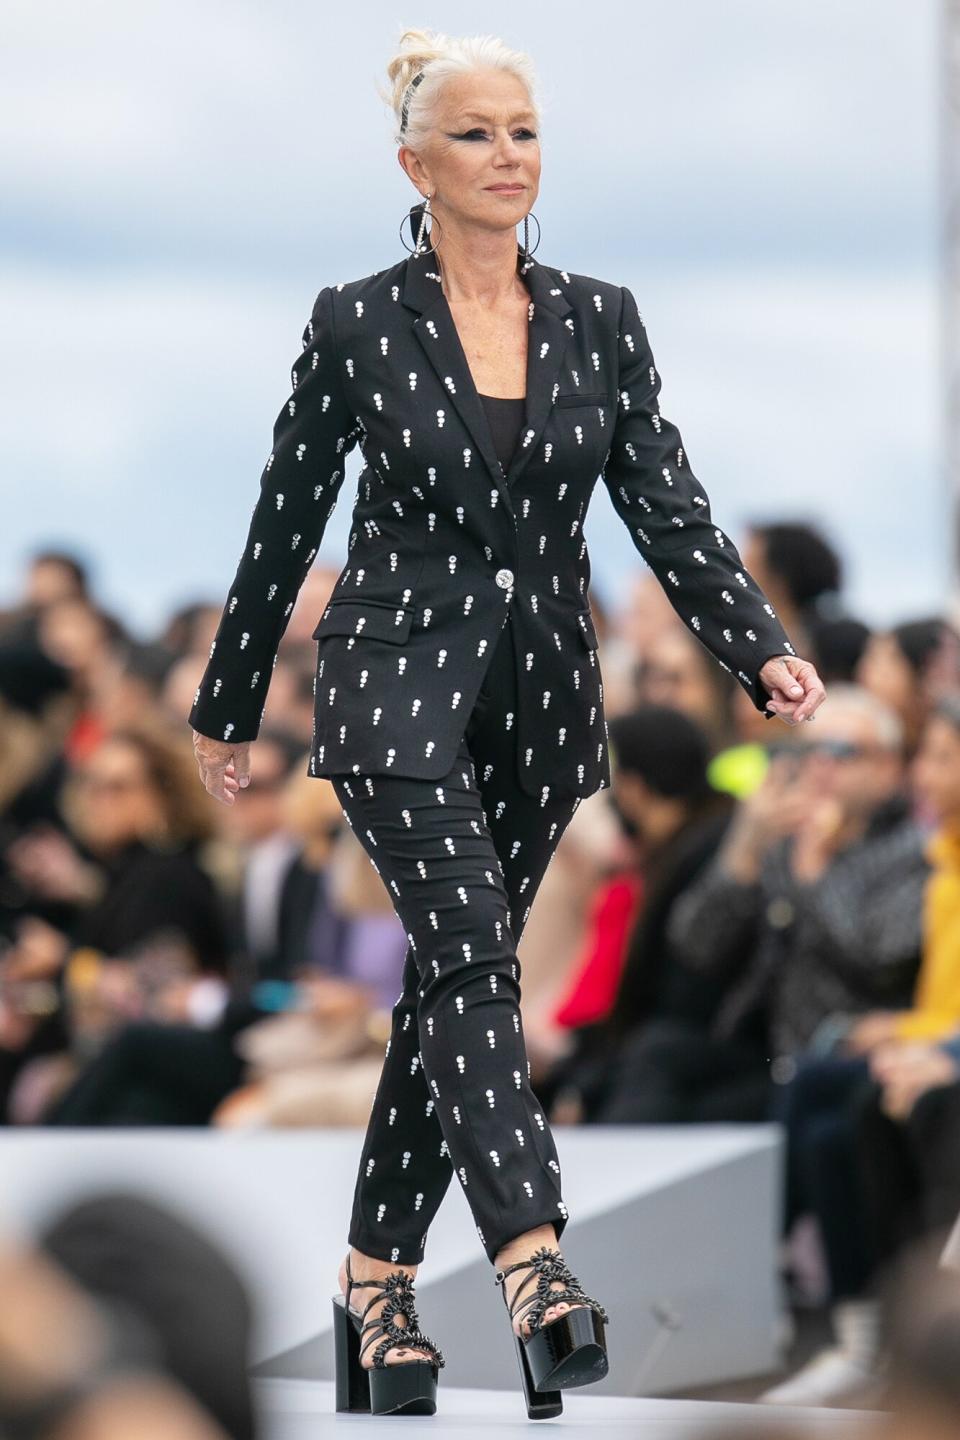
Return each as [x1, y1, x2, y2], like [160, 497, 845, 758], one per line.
[188, 205, 798, 800]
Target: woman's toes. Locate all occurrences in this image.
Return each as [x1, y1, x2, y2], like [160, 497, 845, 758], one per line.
[386, 1346, 431, 1365]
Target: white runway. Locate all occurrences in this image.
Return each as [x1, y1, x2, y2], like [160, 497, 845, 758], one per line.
[2, 1126, 872, 1434]
[256, 1378, 873, 1437]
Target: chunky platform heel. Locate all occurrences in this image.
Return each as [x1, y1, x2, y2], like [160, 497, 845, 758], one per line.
[495, 1245, 609, 1418]
[332, 1255, 445, 1416]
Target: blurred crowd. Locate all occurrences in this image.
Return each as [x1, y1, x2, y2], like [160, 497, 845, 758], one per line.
[4, 519, 960, 1425]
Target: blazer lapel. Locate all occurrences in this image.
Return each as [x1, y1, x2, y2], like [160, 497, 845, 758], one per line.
[400, 204, 573, 508]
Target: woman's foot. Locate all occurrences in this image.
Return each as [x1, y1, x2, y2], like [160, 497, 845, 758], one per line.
[338, 1250, 437, 1369]
[494, 1225, 589, 1340]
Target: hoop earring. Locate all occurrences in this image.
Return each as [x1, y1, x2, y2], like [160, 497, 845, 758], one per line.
[399, 195, 443, 256]
[521, 210, 541, 260]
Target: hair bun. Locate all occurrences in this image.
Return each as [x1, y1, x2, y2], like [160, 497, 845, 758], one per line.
[384, 27, 446, 120]
[377, 28, 541, 149]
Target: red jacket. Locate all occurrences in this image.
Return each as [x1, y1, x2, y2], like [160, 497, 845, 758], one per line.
[551, 871, 644, 1029]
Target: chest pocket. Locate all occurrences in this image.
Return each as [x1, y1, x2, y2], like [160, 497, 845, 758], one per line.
[554, 392, 616, 408]
[312, 597, 414, 644]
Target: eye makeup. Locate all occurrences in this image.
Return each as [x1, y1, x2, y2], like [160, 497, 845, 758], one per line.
[448, 128, 538, 141]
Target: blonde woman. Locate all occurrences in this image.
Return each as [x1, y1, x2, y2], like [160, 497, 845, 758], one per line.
[188, 27, 825, 1418]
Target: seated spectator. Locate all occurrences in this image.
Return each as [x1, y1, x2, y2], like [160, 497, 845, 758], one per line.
[538, 705, 743, 1123]
[272, 757, 408, 1005]
[503, 780, 627, 1080]
[595, 684, 928, 1131]
[741, 520, 844, 664]
[1, 726, 229, 1122]
[760, 690, 960, 1407]
[857, 616, 960, 767]
[0, 636, 78, 937]
[204, 726, 318, 987]
[806, 614, 872, 684]
[856, 1032, 960, 1306]
[634, 625, 743, 756]
[39, 762, 410, 1128]
[212, 774, 414, 1128]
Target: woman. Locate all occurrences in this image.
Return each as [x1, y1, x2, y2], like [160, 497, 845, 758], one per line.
[857, 617, 960, 767]
[187, 27, 825, 1417]
[2, 726, 229, 1121]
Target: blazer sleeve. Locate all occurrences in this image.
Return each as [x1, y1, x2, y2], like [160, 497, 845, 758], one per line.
[187, 286, 362, 743]
[601, 284, 799, 717]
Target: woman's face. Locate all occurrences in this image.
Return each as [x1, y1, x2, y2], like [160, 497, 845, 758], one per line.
[911, 715, 960, 822]
[70, 738, 165, 851]
[638, 630, 717, 726]
[402, 69, 541, 235]
[856, 630, 915, 716]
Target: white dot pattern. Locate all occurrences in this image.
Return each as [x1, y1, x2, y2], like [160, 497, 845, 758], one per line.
[188, 245, 797, 797]
[339, 614, 580, 1266]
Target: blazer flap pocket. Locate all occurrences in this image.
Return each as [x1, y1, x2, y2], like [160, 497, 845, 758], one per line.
[576, 607, 600, 649]
[554, 392, 616, 408]
[312, 598, 414, 644]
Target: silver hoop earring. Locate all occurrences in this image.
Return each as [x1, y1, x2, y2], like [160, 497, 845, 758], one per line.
[521, 210, 541, 260]
[399, 195, 443, 256]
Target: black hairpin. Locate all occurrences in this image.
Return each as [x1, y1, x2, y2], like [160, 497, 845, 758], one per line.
[400, 71, 425, 134]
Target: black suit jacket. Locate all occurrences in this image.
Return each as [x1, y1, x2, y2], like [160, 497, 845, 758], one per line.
[188, 204, 797, 799]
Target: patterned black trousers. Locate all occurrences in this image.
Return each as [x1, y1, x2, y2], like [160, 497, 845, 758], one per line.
[329, 611, 582, 1266]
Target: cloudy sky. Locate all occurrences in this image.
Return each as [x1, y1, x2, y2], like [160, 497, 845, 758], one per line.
[2, 0, 942, 634]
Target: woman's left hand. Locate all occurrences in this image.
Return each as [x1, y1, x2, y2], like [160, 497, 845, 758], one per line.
[844, 1010, 903, 1056]
[758, 654, 826, 724]
[876, 1045, 960, 1119]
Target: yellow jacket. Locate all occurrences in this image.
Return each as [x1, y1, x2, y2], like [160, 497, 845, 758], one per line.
[894, 821, 960, 1041]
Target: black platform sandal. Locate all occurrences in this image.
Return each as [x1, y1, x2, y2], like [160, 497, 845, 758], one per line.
[332, 1255, 445, 1416]
[494, 1245, 610, 1419]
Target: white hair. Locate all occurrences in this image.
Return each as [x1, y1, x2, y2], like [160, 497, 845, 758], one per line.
[379, 26, 544, 151]
[813, 682, 904, 752]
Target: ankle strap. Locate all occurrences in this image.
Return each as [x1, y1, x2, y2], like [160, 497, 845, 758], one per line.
[494, 1245, 564, 1286]
[346, 1262, 417, 1312]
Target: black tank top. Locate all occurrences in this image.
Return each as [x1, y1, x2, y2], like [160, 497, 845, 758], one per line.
[478, 393, 526, 473]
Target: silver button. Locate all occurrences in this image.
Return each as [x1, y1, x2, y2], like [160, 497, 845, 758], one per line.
[495, 568, 514, 590]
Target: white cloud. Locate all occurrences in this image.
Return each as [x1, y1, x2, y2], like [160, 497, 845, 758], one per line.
[0, 0, 946, 631]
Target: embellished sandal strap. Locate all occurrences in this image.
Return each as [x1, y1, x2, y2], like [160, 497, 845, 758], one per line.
[357, 1284, 419, 1335]
[344, 1253, 388, 1312]
[512, 1282, 580, 1325]
[358, 1314, 445, 1369]
[347, 1268, 446, 1369]
[365, 1327, 445, 1370]
[346, 1265, 414, 1319]
[503, 1268, 542, 1325]
[493, 1244, 566, 1284]
[358, 1282, 397, 1322]
[493, 1246, 610, 1332]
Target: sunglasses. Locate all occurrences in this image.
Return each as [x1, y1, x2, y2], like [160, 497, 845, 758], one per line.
[800, 738, 876, 761]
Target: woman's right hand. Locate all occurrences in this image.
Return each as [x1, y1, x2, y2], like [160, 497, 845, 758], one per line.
[719, 752, 812, 878]
[191, 732, 251, 805]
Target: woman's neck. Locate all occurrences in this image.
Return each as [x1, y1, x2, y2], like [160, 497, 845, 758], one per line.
[430, 224, 523, 307]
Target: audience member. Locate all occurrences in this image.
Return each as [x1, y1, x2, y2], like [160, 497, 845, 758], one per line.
[761, 692, 960, 1405]
[540, 705, 747, 1123]
[741, 521, 843, 663]
[618, 685, 929, 1128]
[857, 617, 960, 767]
[1, 726, 229, 1121]
[3, 531, 960, 1433]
